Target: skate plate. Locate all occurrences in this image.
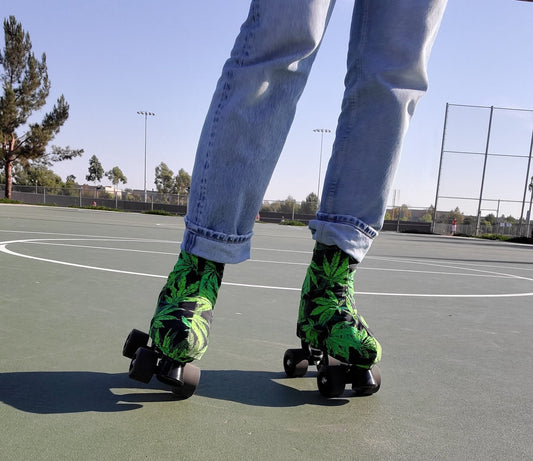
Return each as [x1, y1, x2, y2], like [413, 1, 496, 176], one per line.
[283, 340, 381, 398]
[123, 329, 200, 399]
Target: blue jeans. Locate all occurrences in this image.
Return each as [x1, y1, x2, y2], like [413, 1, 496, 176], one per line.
[182, 0, 447, 264]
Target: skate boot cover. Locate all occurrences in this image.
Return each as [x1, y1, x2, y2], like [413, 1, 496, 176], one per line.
[149, 251, 224, 363]
[297, 243, 381, 369]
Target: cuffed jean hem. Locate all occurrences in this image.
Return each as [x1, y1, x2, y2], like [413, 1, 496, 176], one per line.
[181, 218, 253, 264]
[309, 212, 378, 263]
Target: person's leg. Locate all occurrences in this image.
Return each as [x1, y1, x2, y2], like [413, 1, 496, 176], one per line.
[183, 0, 336, 265]
[300, 0, 448, 368]
[150, 0, 336, 362]
[311, 0, 448, 262]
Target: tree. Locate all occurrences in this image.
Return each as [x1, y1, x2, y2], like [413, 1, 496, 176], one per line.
[43, 145, 82, 166]
[105, 166, 127, 187]
[278, 195, 298, 214]
[86, 155, 104, 184]
[484, 213, 497, 225]
[503, 215, 517, 225]
[446, 207, 464, 224]
[7, 146, 82, 193]
[300, 192, 319, 214]
[123, 188, 141, 201]
[419, 205, 435, 223]
[154, 162, 174, 193]
[0, 16, 71, 198]
[389, 204, 411, 221]
[419, 213, 433, 223]
[64, 174, 78, 195]
[13, 161, 63, 188]
[174, 168, 191, 195]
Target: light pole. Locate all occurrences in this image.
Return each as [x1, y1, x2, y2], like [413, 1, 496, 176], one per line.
[313, 128, 331, 204]
[527, 176, 533, 238]
[137, 111, 155, 202]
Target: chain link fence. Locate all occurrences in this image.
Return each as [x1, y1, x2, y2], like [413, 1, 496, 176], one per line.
[1, 184, 188, 214]
[2, 184, 531, 237]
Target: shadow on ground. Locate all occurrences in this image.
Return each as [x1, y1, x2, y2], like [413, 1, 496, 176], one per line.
[0, 369, 353, 414]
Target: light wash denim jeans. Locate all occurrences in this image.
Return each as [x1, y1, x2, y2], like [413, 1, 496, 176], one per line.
[182, 0, 447, 264]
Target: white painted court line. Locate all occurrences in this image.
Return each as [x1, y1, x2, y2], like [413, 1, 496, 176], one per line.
[9, 239, 523, 279]
[366, 255, 533, 273]
[0, 240, 167, 279]
[1, 237, 532, 298]
[25, 240, 179, 257]
[0, 229, 177, 244]
[367, 255, 533, 283]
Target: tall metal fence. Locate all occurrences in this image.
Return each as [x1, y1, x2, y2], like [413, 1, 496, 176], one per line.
[432, 222, 526, 237]
[1, 184, 531, 237]
[1, 184, 188, 214]
[433, 103, 533, 237]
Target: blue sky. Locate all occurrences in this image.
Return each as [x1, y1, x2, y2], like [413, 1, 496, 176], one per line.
[3, 0, 533, 217]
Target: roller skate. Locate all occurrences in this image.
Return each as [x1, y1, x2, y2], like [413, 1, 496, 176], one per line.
[123, 251, 224, 399]
[283, 243, 382, 398]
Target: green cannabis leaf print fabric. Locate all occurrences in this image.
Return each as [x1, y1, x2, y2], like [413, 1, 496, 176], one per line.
[150, 252, 224, 362]
[297, 243, 381, 368]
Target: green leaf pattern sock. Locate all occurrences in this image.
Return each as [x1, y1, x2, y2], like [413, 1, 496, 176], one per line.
[297, 243, 382, 368]
[149, 251, 224, 362]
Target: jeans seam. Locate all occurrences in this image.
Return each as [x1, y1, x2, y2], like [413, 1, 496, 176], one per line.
[185, 217, 253, 244]
[194, 2, 260, 226]
[324, 0, 369, 211]
[315, 212, 378, 239]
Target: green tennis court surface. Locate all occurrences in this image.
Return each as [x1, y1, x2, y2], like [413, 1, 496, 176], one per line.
[1, 204, 532, 460]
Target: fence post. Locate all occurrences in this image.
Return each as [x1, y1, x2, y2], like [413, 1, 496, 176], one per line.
[432, 103, 449, 232]
[518, 130, 533, 236]
[475, 106, 494, 236]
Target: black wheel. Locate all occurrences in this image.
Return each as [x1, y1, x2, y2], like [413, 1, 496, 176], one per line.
[171, 363, 201, 399]
[283, 348, 309, 378]
[352, 365, 381, 396]
[129, 347, 157, 383]
[123, 329, 149, 359]
[317, 365, 346, 398]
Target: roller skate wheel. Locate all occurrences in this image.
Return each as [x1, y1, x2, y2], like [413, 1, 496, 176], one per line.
[123, 329, 149, 359]
[283, 349, 309, 378]
[129, 347, 157, 384]
[351, 365, 381, 396]
[171, 363, 201, 400]
[317, 365, 346, 398]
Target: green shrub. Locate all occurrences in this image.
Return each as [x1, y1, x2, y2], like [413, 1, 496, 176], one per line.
[144, 209, 176, 216]
[478, 234, 510, 241]
[279, 219, 306, 226]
